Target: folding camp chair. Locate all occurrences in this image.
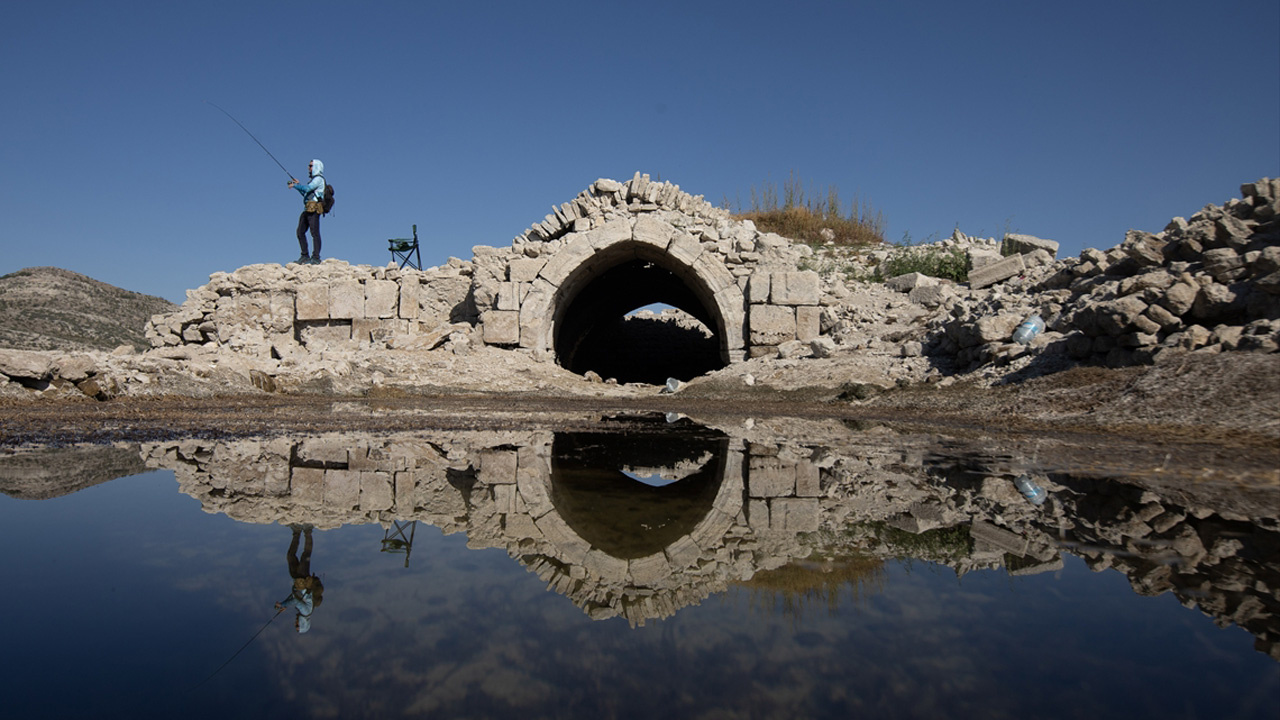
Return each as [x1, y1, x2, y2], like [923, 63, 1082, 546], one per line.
[381, 520, 417, 568]
[388, 224, 422, 270]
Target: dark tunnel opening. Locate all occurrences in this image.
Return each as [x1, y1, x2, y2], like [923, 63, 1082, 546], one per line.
[549, 420, 730, 559]
[554, 255, 727, 385]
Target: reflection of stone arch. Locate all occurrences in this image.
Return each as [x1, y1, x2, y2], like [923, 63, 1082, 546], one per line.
[141, 429, 821, 626]
[519, 445, 746, 625]
[518, 217, 746, 367]
[535, 434, 744, 578]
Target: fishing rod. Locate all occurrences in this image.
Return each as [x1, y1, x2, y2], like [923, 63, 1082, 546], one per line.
[187, 607, 285, 693]
[206, 101, 296, 181]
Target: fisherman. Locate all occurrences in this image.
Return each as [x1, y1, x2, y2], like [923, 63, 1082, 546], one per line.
[275, 524, 323, 633]
[288, 159, 326, 264]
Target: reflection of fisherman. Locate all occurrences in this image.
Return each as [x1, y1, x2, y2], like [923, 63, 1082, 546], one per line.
[274, 524, 323, 633]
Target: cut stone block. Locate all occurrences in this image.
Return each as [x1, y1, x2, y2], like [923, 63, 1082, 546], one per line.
[770, 498, 820, 533]
[478, 448, 519, 485]
[509, 257, 546, 283]
[365, 279, 399, 318]
[746, 273, 771, 304]
[795, 461, 821, 497]
[970, 519, 1029, 556]
[533, 512, 589, 564]
[398, 279, 420, 320]
[583, 549, 628, 582]
[770, 271, 820, 305]
[748, 456, 795, 497]
[495, 282, 520, 311]
[968, 253, 1026, 289]
[666, 231, 704, 266]
[482, 310, 520, 345]
[290, 467, 324, 506]
[329, 280, 364, 319]
[632, 215, 676, 249]
[628, 552, 672, 587]
[360, 471, 394, 511]
[324, 469, 361, 509]
[749, 305, 796, 346]
[796, 305, 822, 342]
[1002, 233, 1059, 258]
[884, 272, 938, 293]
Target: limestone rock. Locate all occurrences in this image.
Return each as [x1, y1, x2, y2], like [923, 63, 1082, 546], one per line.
[974, 313, 1023, 344]
[810, 337, 837, 358]
[0, 349, 52, 380]
[968, 254, 1026, 289]
[1002, 233, 1060, 258]
[884, 272, 939, 293]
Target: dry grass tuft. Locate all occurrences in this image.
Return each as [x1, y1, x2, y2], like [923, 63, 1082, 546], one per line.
[727, 172, 885, 248]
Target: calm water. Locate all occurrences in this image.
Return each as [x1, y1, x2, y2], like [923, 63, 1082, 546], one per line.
[1, 417, 1276, 719]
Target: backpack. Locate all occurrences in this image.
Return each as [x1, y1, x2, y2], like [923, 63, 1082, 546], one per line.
[322, 182, 335, 215]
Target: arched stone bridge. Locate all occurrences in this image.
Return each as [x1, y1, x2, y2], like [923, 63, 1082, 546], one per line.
[145, 174, 827, 384]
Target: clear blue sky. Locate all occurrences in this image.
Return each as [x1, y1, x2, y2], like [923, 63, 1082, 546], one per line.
[3, 1, 1277, 303]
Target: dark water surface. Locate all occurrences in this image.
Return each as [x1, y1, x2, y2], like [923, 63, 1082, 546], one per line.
[1, 418, 1277, 719]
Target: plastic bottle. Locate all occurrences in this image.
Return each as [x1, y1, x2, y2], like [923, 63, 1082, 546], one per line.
[1011, 315, 1045, 345]
[1014, 474, 1048, 506]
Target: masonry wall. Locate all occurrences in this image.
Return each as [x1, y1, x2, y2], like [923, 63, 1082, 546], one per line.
[145, 174, 834, 366]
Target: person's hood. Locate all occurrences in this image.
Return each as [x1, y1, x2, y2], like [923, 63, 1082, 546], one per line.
[310, 159, 324, 178]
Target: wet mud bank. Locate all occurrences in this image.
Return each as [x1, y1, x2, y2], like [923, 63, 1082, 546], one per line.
[2, 351, 1276, 484]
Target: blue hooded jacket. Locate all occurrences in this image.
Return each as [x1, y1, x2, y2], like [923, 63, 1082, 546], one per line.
[280, 589, 314, 633]
[293, 159, 326, 204]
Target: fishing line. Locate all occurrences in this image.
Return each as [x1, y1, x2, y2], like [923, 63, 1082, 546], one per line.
[205, 101, 295, 180]
[187, 607, 285, 693]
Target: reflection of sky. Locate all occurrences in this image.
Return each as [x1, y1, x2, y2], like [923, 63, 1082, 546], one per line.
[621, 470, 679, 487]
[1, 470, 1276, 719]
[621, 449, 715, 487]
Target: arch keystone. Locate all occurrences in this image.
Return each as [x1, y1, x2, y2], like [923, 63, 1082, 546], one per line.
[585, 218, 633, 250]
[632, 215, 675, 250]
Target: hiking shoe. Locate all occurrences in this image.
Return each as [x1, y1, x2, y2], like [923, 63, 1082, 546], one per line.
[294, 254, 309, 265]
[309, 256, 322, 265]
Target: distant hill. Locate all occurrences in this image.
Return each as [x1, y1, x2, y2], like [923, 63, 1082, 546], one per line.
[0, 445, 149, 499]
[0, 267, 177, 352]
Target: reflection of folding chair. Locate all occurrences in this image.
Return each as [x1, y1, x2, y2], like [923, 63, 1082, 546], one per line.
[381, 520, 417, 568]
[388, 224, 421, 270]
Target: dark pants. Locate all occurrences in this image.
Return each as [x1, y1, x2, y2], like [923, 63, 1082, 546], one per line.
[296, 210, 322, 258]
[288, 526, 313, 580]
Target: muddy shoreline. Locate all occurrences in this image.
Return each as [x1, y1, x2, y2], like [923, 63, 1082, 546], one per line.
[3, 353, 1276, 488]
[0, 384, 1266, 446]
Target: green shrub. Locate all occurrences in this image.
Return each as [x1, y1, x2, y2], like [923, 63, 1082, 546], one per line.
[866, 522, 975, 562]
[875, 244, 971, 283]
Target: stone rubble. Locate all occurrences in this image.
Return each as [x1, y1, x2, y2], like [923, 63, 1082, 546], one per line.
[783, 177, 1280, 388]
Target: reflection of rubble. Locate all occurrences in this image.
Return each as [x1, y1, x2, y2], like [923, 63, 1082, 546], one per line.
[621, 450, 714, 484]
[1052, 474, 1280, 661]
[815, 448, 1280, 661]
[139, 424, 1280, 654]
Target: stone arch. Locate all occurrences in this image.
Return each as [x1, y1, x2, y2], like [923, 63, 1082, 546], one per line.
[518, 216, 746, 374]
[468, 174, 822, 376]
